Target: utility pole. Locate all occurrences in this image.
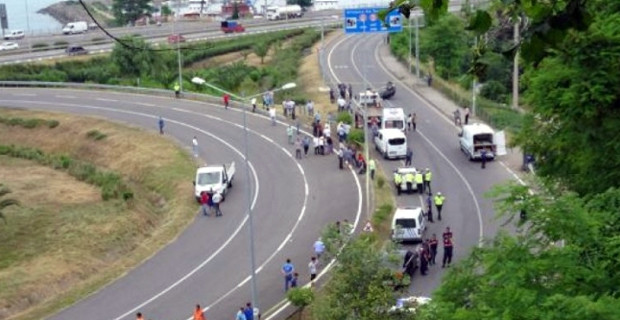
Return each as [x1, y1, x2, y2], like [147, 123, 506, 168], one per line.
[471, 0, 477, 116]
[24, 0, 32, 52]
[414, 14, 420, 80]
[408, 16, 412, 75]
[174, 0, 183, 92]
[512, 18, 520, 110]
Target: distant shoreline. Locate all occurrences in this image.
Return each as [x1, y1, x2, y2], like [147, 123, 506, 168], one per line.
[37, 0, 112, 26]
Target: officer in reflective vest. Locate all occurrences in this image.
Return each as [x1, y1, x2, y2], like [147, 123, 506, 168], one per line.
[405, 172, 415, 192]
[423, 168, 432, 194]
[434, 192, 445, 221]
[394, 171, 403, 195]
[415, 171, 424, 194]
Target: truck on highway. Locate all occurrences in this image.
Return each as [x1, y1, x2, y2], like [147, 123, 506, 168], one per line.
[62, 21, 88, 34]
[458, 123, 506, 160]
[220, 21, 245, 33]
[266, 5, 303, 21]
[354, 89, 383, 128]
[382, 107, 406, 132]
[194, 162, 236, 202]
[375, 128, 407, 159]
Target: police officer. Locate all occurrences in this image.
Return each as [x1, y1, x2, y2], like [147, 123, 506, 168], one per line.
[173, 82, 180, 98]
[442, 232, 454, 268]
[419, 245, 429, 276]
[394, 171, 403, 195]
[426, 193, 434, 222]
[405, 171, 415, 193]
[415, 171, 424, 194]
[369, 159, 376, 180]
[434, 192, 445, 220]
[423, 168, 432, 194]
[405, 148, 413, 166]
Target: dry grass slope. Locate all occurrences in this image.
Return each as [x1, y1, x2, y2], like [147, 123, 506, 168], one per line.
[0, 108, 196, 320]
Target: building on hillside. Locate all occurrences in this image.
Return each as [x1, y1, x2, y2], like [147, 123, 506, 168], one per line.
[221, 0, 252, 18]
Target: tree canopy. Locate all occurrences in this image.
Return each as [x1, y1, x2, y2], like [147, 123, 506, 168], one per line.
[112, 0, 154, 26]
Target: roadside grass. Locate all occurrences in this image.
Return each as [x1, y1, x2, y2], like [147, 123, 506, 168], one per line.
[0, 108, 196, 320]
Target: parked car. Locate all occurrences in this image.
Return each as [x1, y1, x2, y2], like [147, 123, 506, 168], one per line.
[0, 42, 19, 51]
[167, 34, 186, 44]
[3, 30, 25, 40]
[65, 45, 88, 56]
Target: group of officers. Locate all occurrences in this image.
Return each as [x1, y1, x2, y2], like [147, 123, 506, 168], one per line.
[394, 168, 432, 195]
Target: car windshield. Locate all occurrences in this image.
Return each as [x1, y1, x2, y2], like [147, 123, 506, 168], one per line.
[396, 218, 416, 228]
[197, 172, 221, 185]
[388, 138, 406, 145]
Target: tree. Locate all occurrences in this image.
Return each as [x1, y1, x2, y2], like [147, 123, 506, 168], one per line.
[231, 2, 240, 20]
[287, 287, 314, 319]
[160, 4, 172, 17]
[419, 14, 472, 79]
[112, 0, 154, 26]
[253, 43, 269, 64]
[110, 36, 161, 78]
[0, 184, 19, 224]
[418, 184, 620, 320]
[286, 0, 312, 9]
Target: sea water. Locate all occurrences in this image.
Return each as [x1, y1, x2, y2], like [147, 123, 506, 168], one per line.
[2, 0, 62, 35]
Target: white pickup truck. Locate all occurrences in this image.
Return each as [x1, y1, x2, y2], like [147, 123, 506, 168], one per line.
[194, 162, 235, 202]
[459, 123, 506, 160]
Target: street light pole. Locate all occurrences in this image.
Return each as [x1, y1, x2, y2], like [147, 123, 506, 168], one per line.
[174, 0, 183, 92]
[512, 18, 520, 110]
[408, 16, 412, 75]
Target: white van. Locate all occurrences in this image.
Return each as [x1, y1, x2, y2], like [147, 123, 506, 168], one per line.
[458, 123, 506, 160]
[4, 30, 25, 40]
[374, 128, 407, 159]
[382, 107, 405, 132]
[391, 207, 426, 242]
[62, 21, 88, 34]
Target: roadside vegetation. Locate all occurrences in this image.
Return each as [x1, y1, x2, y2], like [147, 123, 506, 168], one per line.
[0, 109, 196, 320]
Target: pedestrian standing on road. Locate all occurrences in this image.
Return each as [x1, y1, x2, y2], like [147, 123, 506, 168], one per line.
[442, 234, 454, 268]
[429, 234, 438, 265]
[262, 93, 269, 110]
[369, 159, 376, 180]
[412, 113, 417, 131]
[306, 100, 314, 116]
[407, 113, 413, 132]
[244, 303, 254, 320]
[464, 106, 470, 125]
[269, 107, 276, 126]
[291, 272, 299, 288]
[318, 136, 325, 155]
[329, 87, 335, 103]
[174, 82, 180, 98]
[314, 237, 325, 259]
[419, 245, 429, 275]
[295, 137, 302, 159]
[308, 256, 318, 281]
[313, 136, 320, 155]
[158, 116, 165, 134]
[251, 97, 257, 113]
[434, 192, 445, 221]
[200, 191, 210, 216]
[337, 145, 344, 169]
[347, 83, 353, 100]
[192, 136, 198, 158]
[136, 312, 145, 320]
[426, 192, 434, 222]
[223, 93, 230, 109]
[423, 168, 432, 194]
[236, 307, 247, 320]
[415, 171, 424, 194]
[287, 125, 294, 145]
[212, 191, 223, 217]
[403, 249, 417, 280]
[405, 148, 413, 166]
[282, 258, 295, 291]
[303, 135, 310, 156]
[443, 227, 453, 241]
[481, 148, 488, 169]
[193, 304, 206, 320]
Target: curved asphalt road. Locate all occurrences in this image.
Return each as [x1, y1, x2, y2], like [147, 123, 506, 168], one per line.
[325, 33, 514, 295]
[0, 88, 361, 320]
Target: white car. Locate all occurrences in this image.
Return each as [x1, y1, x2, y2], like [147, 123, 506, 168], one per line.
[0, 42, 19, 51]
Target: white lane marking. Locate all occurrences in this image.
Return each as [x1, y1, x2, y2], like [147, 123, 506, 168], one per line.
[95, 98, 118, 102]
[11, 93, 35, 96]
[336, 35, 485, 245]
[134, 102, 156, 107]
[498, 161, 526, 185]
[0, 99, 260, 320]
[56, 95, 76, 99]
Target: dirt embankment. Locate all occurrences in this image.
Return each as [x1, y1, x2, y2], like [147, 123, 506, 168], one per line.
[37, 0, 111, 26]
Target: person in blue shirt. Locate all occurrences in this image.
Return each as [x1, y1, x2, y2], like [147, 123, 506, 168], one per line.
[236, 307, 247, 320]
[158, 116, 165, 134]
[243, 302, 254, 320]
[291, 272, 299, 288]
[282, 258, 295, 291]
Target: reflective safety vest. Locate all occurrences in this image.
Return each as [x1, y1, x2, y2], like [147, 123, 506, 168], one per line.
[394, 173, 403, 184]
[369, 159, 376, 170]
[405, 173, 415, 183]
[434, 195, 445, 206]
[424, 171, 432, 182]
[174, 84, 180, 91]
[415, 172, 424, 184]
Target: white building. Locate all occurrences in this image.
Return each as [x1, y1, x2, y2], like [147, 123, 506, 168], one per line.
[312, 0, 338, 11]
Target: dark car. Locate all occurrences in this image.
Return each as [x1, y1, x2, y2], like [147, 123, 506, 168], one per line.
[65, 45, 88, 56]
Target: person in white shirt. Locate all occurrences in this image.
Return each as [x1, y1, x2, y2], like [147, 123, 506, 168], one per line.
[269, 107, 276, 126]
[212, 191, 223, 217]
[337, 97, 346, 111]
[308, 256, 318, 281]
[251, 97, 257, 113]
[323, 125, 331, 138]
[318, 136, 325, 155]
[314, 238, 325, 259]
[313, 136, 320, 155]
[192, 136, 198, 157]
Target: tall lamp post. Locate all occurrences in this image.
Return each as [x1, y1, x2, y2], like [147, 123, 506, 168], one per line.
[191, 77, 296, 312]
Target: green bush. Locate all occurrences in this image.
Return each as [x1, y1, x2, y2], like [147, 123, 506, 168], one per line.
[480, 80, 508, 103]
[91, 37, 106, 44]
[47, 120, 60, 128]
[347, 128, 364, 146]
[372, 203, 393, 225]
[86, 130, 107, 141]
[53, 40, 69, 49]
[336, 112, 353, 125]
[32, 42, 50, 52]
[377, 176, 385, 188]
